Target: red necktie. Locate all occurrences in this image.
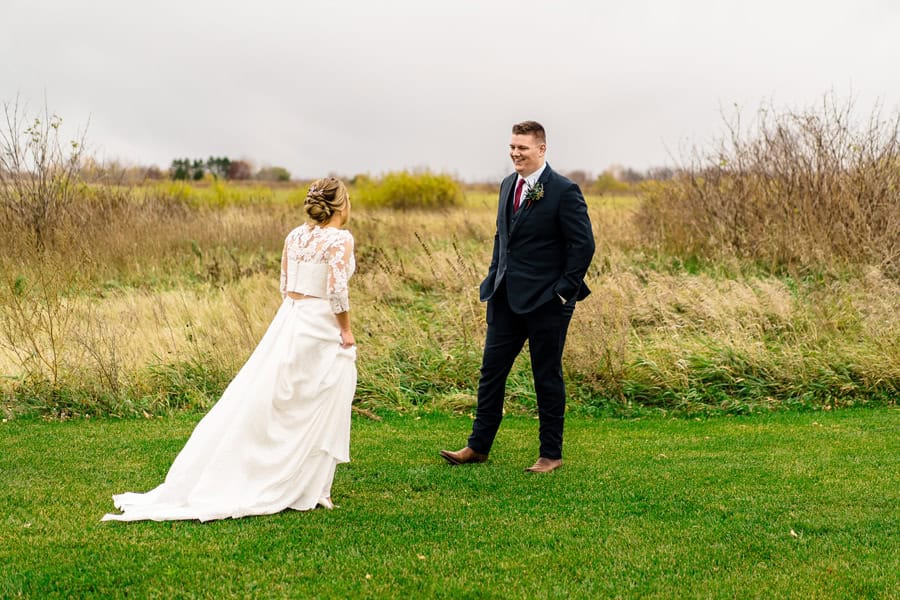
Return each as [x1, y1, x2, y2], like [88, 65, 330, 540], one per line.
[513, 178, 525, 212]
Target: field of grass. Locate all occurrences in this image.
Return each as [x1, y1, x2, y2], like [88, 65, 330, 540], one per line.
[2, 102, 897, 600]
[0, 182, 897, 418]
[1, 408, 897, 598]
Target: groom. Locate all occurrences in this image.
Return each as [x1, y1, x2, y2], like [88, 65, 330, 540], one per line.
[441, 121, 595, 473]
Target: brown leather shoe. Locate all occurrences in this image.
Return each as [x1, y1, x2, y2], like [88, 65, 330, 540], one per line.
[440, 447, 489, 465]
[524, 457, 562, 473]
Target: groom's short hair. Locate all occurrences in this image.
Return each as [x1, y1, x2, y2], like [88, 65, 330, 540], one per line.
[512, 121, 546, 144]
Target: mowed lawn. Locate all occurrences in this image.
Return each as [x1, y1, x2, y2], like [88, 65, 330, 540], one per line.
[1, 409, 897, 599]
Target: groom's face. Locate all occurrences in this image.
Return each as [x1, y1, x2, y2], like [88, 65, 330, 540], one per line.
[509, 133, 546, 176]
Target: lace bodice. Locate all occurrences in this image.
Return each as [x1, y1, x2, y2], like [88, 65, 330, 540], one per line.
[280, 223, 355, 313]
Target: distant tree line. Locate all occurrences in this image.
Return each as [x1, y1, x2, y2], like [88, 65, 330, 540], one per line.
[72, 155, 672, 191]
[169, 157, 290, 182]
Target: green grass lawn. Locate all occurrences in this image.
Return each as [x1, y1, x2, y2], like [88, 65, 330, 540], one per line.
[1, 409, 897, 598]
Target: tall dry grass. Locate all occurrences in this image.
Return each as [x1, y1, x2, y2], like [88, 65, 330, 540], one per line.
[1, 185, 295, 290]
[0, 180, 897, 418]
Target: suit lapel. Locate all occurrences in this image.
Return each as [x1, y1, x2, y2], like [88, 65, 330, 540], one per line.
[498, 174, 515, 239]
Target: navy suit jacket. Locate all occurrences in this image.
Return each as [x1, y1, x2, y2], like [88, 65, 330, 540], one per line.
[479, 164, 595, 313]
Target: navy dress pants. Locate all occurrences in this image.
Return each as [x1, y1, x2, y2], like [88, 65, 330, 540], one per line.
[468, 285, 574, 460]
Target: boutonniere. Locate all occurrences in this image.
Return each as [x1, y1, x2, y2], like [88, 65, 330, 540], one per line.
[523, 182, 544, 208]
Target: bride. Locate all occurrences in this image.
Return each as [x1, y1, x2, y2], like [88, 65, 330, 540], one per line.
[103, 177, 357, 522]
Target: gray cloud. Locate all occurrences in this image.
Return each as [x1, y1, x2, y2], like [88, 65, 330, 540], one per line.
[3, 0, 899, 181]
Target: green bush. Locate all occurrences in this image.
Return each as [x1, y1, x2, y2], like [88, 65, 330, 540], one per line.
[593, 172, 632, 195]
[352, 171, 463, 209]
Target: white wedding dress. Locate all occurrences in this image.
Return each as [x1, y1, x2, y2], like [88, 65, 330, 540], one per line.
[102, 224, 357, 522]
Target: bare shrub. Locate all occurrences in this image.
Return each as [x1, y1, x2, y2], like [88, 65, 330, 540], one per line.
[225, 160, 250, 180]
[0, 98, 86, 249]
[80, 158, 165, 185]
[638, 96, 900, 277]
[563, 169, 591, 186]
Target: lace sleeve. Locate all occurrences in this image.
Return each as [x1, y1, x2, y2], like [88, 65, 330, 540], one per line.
[279, 241, 288, 298]
[326, 233, 355, 313]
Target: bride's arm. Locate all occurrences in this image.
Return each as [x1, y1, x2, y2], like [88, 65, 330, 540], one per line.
[327, 235, 356, 347]
[335, 311, 354, 348]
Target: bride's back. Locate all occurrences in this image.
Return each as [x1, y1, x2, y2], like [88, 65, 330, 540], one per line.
[282, 223, 355, 313]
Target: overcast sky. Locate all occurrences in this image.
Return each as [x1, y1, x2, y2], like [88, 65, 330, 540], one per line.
[3, 0, 899, 181]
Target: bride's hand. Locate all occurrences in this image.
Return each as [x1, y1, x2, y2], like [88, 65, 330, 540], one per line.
[340, 330, 355, 348]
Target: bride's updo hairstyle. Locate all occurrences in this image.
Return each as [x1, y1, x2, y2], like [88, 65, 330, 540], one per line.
[305, 177, 349, 225]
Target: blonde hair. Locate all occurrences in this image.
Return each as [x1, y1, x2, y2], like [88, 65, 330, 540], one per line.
[305, 177, 349, 224]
